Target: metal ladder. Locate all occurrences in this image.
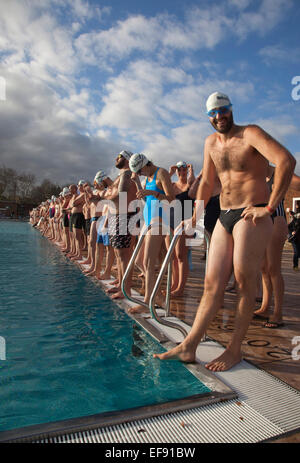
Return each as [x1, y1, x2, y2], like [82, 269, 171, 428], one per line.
[121, 222, 210, 339]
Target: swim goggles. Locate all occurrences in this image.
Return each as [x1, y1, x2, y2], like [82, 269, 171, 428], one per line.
[207, 104, 232, 118]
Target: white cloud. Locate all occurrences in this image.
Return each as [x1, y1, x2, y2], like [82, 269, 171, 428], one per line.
[259, 44, 300, 64]
[233, 0, 293, 39]
[0, 0, 297, 186]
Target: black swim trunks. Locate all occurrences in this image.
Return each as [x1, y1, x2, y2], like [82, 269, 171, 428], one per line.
[204, 194, 220, 234]
[63, 212, 69, 228]
[84, 218, 91, 236]
[71, 212, 85, 230]
[219, 203, 268, 234]
[108, 213, 135, 249]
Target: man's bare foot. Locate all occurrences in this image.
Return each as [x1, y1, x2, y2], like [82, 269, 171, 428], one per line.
[253, 308, 269, 320]
[98, 272, 112, 280]
[153, 343, 195, 363]
[80, 259, 91, 266]
[106, 286, 120, 294]
[111, 291, 125, 300]
[84, 269, 96, 277]
[128, 304, 149, 314]
[205, 348, 242, 372]
[83, 266, 94, 274]
[170, 288, 184, 297]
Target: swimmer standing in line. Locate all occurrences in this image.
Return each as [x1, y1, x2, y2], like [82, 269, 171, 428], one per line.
[154, 92, 295, 371]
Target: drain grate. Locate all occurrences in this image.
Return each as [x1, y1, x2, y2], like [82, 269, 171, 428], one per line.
[33, 340, 300, 443]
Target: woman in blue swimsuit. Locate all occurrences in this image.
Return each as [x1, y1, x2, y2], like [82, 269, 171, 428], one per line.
[129, 153, 175, 314]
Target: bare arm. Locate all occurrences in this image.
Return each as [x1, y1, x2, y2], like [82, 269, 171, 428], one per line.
[187, 164, 196, 186]
[195, 141, 217, 206]
[156, 168, 176, 202]
[72, 193, 86, 207]
[188, 170, 202, 199]
[245, 125, 296, 211]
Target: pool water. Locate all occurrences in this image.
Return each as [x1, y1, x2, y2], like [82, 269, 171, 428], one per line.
[0, 220, 210, 432]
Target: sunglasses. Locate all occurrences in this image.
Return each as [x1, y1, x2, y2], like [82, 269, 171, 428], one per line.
[207, 104, 232, 118]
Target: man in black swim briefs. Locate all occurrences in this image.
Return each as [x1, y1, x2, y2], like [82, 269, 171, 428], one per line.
[154, 91, 295, 372]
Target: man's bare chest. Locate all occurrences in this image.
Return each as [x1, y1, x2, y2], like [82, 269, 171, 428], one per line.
[210, 144, 253, 173]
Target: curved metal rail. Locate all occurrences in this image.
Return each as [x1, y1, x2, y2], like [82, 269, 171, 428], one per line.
[121, 223, 152, 312]
[122, 220, 210, 340]
[148, 226, 211, 338]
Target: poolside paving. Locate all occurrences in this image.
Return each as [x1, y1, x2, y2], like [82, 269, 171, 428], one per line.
[163, 242, 300, 443]
[79, 238, 300, 442]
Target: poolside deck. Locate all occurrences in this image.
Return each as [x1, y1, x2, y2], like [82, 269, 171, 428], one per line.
[149, 242, 300, 443]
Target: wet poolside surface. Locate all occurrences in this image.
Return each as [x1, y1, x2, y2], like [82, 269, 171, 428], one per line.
[161, 243, 300, 443]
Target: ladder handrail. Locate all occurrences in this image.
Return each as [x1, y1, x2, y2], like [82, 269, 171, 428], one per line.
[121, 223, 151, 311]
[121, 221, 210, 340]
[148, 224, 210, 338]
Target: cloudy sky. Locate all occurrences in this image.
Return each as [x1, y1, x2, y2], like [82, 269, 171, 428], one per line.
[0, 0, 299, 186]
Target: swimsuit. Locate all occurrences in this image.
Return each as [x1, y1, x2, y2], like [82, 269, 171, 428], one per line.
[84, 218, 91, 236]
[170, 189, 194, 230]
[108, 213, 135, 249]
[267, 173, 286, 219]
[143, 168, 167, 227]
[96, 215, 110, 246]
[71, 212, 85, 230]
[204, 194, 220, 234]
[219, 203, 268, 234]
[62, 211, 69, 228]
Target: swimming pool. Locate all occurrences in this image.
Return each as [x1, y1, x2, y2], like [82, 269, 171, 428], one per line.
[0, 220, 214, 435]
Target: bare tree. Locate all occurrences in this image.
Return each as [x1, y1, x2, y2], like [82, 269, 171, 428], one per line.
[0, 165, 18, 200]
[17, 172, 36, 199]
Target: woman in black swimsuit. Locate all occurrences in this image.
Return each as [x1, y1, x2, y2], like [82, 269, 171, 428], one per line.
[169, 161, 199, 297]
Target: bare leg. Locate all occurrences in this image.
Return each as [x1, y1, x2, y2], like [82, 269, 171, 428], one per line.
[129, 231, 166, 313]
[83, 222, 98, 273]
[205, 216, 273, 371]
[153, 221, 234, 359]
[171, 234, 189, 297]
[93, 243, 105, 278]
[98, 245, 115, 280]
[263, 217, 287, 326]
[111, 237, 135, 299]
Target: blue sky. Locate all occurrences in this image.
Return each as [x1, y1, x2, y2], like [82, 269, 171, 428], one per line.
[0, 0, 299, 185]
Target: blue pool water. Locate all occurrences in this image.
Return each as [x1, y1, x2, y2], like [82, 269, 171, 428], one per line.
[0, 220, 210, 432]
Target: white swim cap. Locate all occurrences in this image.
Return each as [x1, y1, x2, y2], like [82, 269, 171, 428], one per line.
[206, 92, 231, 113]
[94, 170, 108, 184]
[129, 153, 149, 173]
[62, 187, 71, 197]
[118, 150, 133, 160]
[78, 179, 85, 186]
[176, 161, 187, 168]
